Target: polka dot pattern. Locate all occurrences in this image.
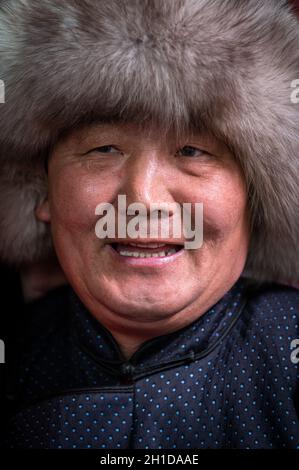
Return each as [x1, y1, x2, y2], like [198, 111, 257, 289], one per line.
[5, 277, 299, 449]
[9, 392, 134, 449]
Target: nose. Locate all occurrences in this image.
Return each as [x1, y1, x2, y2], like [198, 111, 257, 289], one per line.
[120, 149, 176, 215]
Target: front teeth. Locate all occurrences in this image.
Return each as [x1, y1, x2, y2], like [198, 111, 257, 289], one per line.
[127, 242, 166, 248]
[119, 249, 177, 258]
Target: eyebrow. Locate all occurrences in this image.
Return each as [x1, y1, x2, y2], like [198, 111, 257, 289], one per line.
[55, 115, 231, 158]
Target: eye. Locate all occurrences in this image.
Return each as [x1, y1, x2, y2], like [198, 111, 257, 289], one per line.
[176, 146, 206, 158]
[85, 145, 123, 155]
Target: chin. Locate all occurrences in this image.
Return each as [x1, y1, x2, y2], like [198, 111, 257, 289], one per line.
[106, 290, 191, 320]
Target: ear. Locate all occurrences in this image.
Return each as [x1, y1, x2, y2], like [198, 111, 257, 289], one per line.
[35, 199, 51, 222]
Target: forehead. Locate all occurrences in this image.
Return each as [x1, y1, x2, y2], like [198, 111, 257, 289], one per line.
[55, 119, 220, 149]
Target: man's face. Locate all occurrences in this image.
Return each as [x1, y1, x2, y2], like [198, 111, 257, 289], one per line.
[37, 122, 249, 344]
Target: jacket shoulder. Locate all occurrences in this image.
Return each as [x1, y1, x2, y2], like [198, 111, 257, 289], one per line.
[243, 280, 299, 339]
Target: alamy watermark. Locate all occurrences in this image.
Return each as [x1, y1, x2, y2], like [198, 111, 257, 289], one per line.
[0, 79, 5, 103]
[94, 195, 203, 249]
[290, 338, 299, 364]
[0, 339, 4, 364]
[290, 79, 299, 104]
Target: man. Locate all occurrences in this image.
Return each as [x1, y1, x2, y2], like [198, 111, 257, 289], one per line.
[0, 0, 298, 449]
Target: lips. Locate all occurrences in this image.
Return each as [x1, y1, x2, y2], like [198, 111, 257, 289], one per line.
[109, 241, 183, 258]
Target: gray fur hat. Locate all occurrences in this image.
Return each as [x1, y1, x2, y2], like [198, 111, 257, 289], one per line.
[0, 0, 298, 283]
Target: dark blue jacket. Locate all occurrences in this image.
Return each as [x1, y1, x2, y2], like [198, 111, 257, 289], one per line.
[3, 276, 299, 449]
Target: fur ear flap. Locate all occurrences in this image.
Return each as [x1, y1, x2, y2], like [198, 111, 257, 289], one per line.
[0, 0, 298, 283]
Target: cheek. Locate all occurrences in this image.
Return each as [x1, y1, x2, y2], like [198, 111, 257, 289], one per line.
[48, 165, 116, 234]
[189, 171, 248, 240]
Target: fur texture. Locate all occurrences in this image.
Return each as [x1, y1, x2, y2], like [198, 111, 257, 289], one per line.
[0, 0, 298, 281]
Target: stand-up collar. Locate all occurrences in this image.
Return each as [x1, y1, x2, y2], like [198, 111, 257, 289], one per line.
[69, 277, 250, 377]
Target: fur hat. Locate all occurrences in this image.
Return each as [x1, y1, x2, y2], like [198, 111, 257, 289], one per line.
[0, 0, 298, 283]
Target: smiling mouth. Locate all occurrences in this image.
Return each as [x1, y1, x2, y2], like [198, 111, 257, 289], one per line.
[110, 242, 183, 258]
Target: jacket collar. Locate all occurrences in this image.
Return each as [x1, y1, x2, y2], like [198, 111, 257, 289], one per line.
[69, 276, 251, 377]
